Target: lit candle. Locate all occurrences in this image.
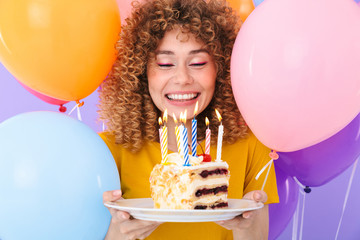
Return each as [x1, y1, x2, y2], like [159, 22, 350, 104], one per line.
[158, 117, 164, 162]
[178, 112, 185, 157]
[205, 117, 211, 155]
[181, 111, 190, 166]
[191, 102, 198, 157]
[173, 113, 182, 154]
[161, 110, 168, 164]
[215, 109, 223, 162]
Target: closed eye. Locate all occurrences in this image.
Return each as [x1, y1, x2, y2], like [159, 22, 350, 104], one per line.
[157, 63, 174, 67]
[190, 62, 207, 67]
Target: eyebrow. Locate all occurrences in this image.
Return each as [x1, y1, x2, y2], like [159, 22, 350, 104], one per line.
[155, 49, 209, 56]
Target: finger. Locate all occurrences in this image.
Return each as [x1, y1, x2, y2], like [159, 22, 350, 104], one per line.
[107, 204, 128, 219]
[120, 219, 161, 234]
[216, 216, 244, 230]
[242, 190, 268, 203]
[242, 211, 253, 219]
[103, 190, 123, 202]
[138, 226, 160, 240]
[117, 211, 131, 220]
[108, 210, 131, 224]
[118, 222, 156, 238]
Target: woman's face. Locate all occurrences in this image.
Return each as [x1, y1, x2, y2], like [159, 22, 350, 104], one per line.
[147, 27, 216, 120]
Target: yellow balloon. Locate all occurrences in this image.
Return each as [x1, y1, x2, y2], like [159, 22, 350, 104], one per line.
[227, 0, 255, 23]
[0, 0, 121, 101]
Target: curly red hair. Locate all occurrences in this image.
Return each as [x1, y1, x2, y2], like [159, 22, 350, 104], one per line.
[98, 0, 248, 152]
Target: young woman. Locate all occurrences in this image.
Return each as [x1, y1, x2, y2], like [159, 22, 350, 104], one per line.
[98, 0, 279, 239]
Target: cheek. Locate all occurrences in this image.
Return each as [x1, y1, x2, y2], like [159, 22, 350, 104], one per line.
[148, 79, 160, 104]
[147, 68, 159, 93]
[147, 71, 166, 110]
[148, 76, 164, 95]
[201, 73, 216, 92]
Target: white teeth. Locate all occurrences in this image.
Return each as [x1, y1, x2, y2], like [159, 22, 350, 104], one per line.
[167, 93, 197, 100]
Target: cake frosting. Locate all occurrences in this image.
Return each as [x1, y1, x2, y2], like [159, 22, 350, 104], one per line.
[149, 152, 230, 210]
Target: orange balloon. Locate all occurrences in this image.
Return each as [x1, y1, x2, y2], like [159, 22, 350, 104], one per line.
[227, 0, 255, 23]
[0, 0, 121, 101]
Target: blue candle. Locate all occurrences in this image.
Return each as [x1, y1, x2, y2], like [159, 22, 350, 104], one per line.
[182, 123, 190, 166]
[191, 102, 198, 157]
[191, 117, 197, 157]
[181, 111, 190, 166]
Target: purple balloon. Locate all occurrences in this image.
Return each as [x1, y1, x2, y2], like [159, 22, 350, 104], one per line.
[277, 113, 360, 187]
[269, 162, 299, 240]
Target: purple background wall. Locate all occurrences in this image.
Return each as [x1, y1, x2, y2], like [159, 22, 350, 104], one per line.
[1, 62, 359, 239]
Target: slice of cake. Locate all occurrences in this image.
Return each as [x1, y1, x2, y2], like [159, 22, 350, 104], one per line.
[149, 153, 230, 210]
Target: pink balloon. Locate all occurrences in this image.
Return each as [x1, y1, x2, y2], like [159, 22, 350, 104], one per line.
[116, 0, 132, 24]
[231, 0, 360, 152]
[116, 0, 144, 24]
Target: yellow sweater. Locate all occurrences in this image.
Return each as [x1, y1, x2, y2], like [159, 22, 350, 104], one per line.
[100, 131, 279, 240]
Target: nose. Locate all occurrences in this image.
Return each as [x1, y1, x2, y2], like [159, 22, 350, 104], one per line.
[173, 64, 193, 85]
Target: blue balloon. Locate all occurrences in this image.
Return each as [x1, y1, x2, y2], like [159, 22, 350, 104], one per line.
[0, 111, 120, 240]
[253, 0, 264, 7]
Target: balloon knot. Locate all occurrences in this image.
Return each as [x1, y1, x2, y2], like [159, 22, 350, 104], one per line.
[59, 105, 67, 113]
[304, 186, 311, 193]
[76, 100, 84, 107]
[269, 150, 279, 160]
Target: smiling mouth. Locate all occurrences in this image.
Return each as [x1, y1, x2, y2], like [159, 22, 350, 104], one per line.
[166, 93, 199, 101]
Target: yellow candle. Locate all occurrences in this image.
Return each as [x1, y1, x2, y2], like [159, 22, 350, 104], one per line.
[173, 113, 181, 154]
[161, 110, 168, 164]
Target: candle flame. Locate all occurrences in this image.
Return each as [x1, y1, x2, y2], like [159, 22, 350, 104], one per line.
[215, 109, 222, 122]
[183, 110, 187, 124]
[158, 117, 163, 126]
[180, 110, 187, 124]
[173, 113, 178, 124]
[205, 117, 209, 127]
[194, 101, 199, 116]
[163, 109, 168, 123]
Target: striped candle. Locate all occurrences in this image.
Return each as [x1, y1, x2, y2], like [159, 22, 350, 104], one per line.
[178, 123, 185, 157]
[182, 123, 190, 166]
[158, 117, 164, 161]
[181, 111, 190, 166]
[161, 110, 168, 163]
[191, 117, 197, 156]
[161, 124, 168, 163]
[205, 117, 210, 155]
[173, 113, 182, 154]
[191, 102, 198, 157]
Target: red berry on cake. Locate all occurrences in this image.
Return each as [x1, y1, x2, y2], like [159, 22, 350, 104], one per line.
[198, 154, 211, 162]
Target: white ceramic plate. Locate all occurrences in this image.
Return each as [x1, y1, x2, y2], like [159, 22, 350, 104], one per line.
[104, 198, 263, 222]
